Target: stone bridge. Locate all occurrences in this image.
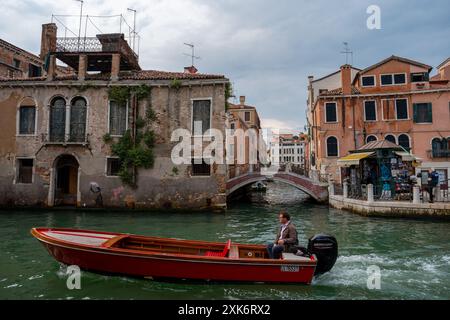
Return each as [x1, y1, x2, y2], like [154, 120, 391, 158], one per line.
[226, 172, 329, 202]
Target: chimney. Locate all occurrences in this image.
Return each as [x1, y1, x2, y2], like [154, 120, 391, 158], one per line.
[341, 64, 352, 95]
[308, 75, 314, 84]
[111, 53, 121, 81]
[239, 96, 246, 106]
[78, 54, 87, 81]
[40, 23, 57, 60]
[184, 66, 198, 74]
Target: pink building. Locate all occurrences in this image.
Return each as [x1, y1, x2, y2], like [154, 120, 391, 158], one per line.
[308, 56, 450, 184]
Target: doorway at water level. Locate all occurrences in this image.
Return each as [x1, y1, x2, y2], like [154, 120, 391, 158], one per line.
[53, 155, 79, 206]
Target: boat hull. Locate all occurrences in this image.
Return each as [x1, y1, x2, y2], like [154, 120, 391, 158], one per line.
[32, 228, 316, 284]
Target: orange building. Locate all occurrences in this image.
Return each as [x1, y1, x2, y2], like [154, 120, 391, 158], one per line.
[308, 55, 450, 183]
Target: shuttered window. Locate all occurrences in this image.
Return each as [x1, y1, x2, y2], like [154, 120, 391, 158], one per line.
[109, 101, 127, 136]
[413, 103, 432, 123]
[49, 97, 66, 142]
[325, 103, 337, 123]
[70, 97, 87, 142]
[19, 106, 36, 135]
[192, 100, 211, 134]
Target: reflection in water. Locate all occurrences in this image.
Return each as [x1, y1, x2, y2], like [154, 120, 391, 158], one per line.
[0, 182, 449, 300]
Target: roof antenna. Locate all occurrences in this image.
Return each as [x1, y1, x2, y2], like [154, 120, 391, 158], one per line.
[75, 0, 84, 50]
[341, 42, 354, 65]
[127, 8, 137, 52]
[183, 43, 201, 67]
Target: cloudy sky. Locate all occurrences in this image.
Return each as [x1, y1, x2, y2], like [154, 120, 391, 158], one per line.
[2, 0, 450, 132]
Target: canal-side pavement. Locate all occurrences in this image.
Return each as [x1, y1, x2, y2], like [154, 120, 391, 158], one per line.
[330, 194, 450, 219]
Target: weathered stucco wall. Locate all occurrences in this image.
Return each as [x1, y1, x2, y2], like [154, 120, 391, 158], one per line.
[0, 79, 228, 210]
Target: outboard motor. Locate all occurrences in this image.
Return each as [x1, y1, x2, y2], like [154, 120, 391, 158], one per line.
[308, 234, 338, 275]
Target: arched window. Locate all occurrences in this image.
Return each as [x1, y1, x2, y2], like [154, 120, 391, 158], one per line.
[366, 135, 377, 144]
[398, 134, 410, 150]
[18, 97, 36, 135]
[49, 97, 66, 142]
[326, 137, 338, 157]
[70, 97, 87, 142]
[385, 134, 396, 144]
[432, 138, 449, 158]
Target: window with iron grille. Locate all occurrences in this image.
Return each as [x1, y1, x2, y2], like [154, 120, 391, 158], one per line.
[191, 159, 211, 176]
[109, 100, 127, 136]
[19, 106, 36, 135]
[192, 100, 211, 134]
[17, 159, 33, 184]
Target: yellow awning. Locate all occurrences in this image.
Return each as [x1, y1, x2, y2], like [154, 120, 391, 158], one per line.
[338, 152, 375, 166]
[395, 151, 421, 162]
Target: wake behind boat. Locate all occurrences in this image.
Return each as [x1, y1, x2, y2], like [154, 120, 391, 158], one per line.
[31, 228, 338, 284]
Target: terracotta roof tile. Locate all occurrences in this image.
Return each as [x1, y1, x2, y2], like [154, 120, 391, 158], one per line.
[0, 69, 226, 83]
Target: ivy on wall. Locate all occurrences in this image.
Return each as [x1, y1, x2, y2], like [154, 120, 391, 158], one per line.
[103, 84, 156, 187]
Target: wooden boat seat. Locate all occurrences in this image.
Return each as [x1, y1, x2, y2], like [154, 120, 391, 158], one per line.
[205, 240, 231, 257]
[282, 253, 313, 262]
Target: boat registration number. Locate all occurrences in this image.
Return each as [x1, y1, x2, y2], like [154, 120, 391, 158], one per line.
[281, 265, 300, 273]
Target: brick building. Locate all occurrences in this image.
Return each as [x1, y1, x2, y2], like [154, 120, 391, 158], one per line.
[307, 55, 450, 184]
[0, 38, 44, 79]
[0, 23, 230, 210]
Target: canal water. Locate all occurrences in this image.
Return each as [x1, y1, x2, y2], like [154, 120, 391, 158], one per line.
[0, 182, 449, 300]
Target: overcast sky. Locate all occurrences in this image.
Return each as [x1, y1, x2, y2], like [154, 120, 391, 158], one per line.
[2, 0, 450, 132]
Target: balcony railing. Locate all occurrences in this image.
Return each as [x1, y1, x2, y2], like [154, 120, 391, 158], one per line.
[427, 149, 450, 159]
[55, 35, 138, 60]
[41, 133, 90, 146]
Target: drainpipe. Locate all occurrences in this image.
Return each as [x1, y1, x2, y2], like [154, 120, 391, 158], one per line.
[352, 98, 356, 149]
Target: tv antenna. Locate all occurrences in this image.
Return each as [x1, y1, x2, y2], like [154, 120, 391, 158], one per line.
[127, 8, 137, 52]
[183, 43, 201, 67]
[340, 42, 354, 65]
[75, 0, 84, 50]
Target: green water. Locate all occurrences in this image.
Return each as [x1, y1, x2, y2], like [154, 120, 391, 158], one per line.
[0, 182, 449, 300]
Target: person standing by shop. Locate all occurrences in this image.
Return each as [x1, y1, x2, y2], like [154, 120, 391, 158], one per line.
[427, 168, 440, 203]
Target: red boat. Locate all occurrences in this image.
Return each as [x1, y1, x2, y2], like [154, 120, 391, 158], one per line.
[31, 228, 338, 284]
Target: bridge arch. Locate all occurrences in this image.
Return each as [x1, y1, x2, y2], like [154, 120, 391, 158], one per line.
[226, 173, 328, 202]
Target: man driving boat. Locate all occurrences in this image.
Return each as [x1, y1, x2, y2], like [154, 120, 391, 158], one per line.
[267, 211, 299, 259]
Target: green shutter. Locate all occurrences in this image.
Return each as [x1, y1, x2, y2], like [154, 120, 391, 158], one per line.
[413, 104, 418, 123]
[427, 103, 433, 123]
